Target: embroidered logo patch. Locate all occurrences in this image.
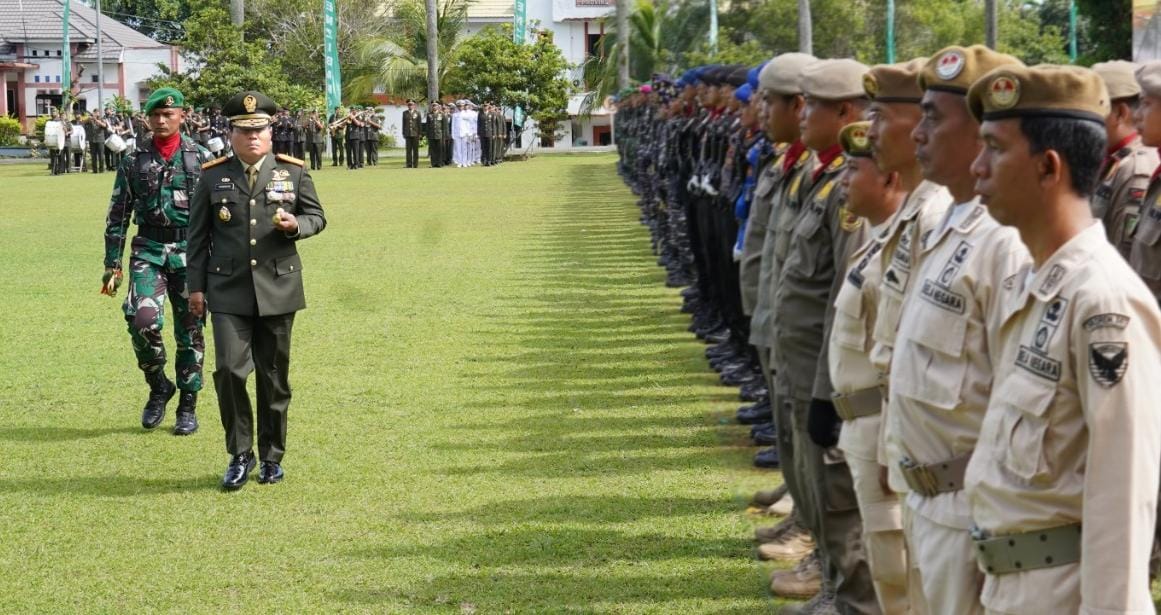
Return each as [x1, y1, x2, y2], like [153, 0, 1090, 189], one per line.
[1089, 342, 1128, 387]
[988, 76, 1020, 109]
[936, 50, 966, 80]
[1083, 313, 1130, 332]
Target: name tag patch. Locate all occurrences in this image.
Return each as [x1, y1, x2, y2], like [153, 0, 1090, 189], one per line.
[1017, 345, 1061, 382]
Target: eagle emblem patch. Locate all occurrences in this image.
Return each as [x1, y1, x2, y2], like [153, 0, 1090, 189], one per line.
[1089, 342, 1128, 388]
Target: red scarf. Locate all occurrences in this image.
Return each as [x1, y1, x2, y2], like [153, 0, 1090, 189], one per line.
[153, 132, 181, 162]
[812, 143, 843, 183]
[781, 140, 806, 174]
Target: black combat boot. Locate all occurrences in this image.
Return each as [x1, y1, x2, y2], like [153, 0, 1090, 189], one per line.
[141, 371, 176, 430]
[173, 391, 199, 436]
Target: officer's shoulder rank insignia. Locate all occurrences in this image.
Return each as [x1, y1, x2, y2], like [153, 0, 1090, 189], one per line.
[817, 179, 836, 201]
[827, 154, 845, 173]
[1089, 342, 1128, 387]
[275, 153, 305, 167]
[202, 156, 229, 170]
[218, 206, 232, 222]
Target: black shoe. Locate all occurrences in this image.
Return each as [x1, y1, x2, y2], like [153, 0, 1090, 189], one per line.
[752, 424, 778, 446]
[754, 446, 781, 469]
[173, 391, 198, 436]
[221, 452, 257, 491]
[722, 367, 761, 387]
[749, 421, 774, 439]
[702, 328, 730, 345]
[141, 371, 176, 430]
[737, 399, 773, 425]
[739, 381, 769, 403]
[258, 461, 284, 485]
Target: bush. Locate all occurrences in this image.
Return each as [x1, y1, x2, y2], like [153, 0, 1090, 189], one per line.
[0, 117, 20, 146]
[377, 132, 397, 149]
[34, 115, 49, 142]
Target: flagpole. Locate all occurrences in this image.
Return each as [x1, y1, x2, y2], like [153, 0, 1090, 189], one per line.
[96, 0, 104, 111]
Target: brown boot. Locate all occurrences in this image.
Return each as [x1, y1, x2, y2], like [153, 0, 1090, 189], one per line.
[754, 514, 798, 543]
[769, 549, 822, 599]
[779, 586, 838, 614]
[751, 483, 789, 508]
[758, 522, 815, 560]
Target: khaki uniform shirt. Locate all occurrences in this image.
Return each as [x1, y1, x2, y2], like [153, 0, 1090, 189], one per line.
[871, 181, 953, 490]
[749, 147, 814, 349]
[739, 143, 788, 315]
[831, 222, 888, 462]
[1128, 176, 1161, 306]
[885, 199, 1030, 529]
[964, 222, 1161, 615]
[1091, 135, 1156, 259]
[772, 152, 866, 402]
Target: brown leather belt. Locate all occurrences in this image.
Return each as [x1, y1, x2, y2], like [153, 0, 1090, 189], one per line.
[899, 452, 972, 497]
[832, 386, 882, 421]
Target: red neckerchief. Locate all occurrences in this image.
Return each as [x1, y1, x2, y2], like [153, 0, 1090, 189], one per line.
[811, 143, 843, 183]
[153, 132, 181, 162]
[781, 140, 806, 174]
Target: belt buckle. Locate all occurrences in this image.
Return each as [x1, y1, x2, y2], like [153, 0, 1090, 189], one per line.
[900, 457, 938, 497]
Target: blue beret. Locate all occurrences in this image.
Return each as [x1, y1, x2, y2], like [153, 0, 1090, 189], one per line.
[748, 62, 767, 89]
[735, 83, 753, 104]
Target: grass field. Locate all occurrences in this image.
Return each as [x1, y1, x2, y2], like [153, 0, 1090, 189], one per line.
[0, 154, 788, 613]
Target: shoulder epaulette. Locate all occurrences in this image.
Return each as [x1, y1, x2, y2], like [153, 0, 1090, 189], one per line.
[276, 153, 305, 167]
[202, 156, 229, 170]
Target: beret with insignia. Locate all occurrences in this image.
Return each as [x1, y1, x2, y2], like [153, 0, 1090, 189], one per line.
[865, 58, 927, 103]
[144, 87, 184, 115]
[919, 45, 1023, 95]
[839, 121, 873, 158]
[968, 64, 1109, 125]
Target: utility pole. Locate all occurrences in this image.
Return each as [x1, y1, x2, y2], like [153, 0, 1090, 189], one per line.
[96, 0, 104, 111]
[797, 0, 812, 55]
[425, 0, 439, 102]
[616, 0, 629, 90]
[985, 0, 998, 49]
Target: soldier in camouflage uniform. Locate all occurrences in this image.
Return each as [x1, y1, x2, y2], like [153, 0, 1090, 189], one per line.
[102, 87, 212, 435]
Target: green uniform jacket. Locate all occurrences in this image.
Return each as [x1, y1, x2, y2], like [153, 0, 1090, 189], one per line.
[187, 154, 327, 317]
[402, 109, 422, 138]
[426, 112, 444, 140]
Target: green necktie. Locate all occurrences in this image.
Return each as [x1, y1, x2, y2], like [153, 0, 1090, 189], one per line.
[247, 165, 257, 191]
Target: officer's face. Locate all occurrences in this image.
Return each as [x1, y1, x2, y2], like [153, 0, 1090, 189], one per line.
[799, 97, 844, 151]
[765, 94, 802, 143]
[842, 157, 889, 220]
[148, 107, 185, 138]
[231, 125, 272, 164]
[1135, 94, 1161, 147]
[971, 118, 1040, 227]
[868, 101, 921, 175]
[913, 90, 981, 188]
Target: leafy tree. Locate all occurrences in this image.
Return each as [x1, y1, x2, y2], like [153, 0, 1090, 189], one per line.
[1076, 0, 1131, 63]
[99, 0, 191, 43]
[344, 0, 471, 102]
[445, 26, 571, 140]
[144, 0, 320, 109]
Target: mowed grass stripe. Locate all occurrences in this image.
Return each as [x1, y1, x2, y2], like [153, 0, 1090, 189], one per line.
[0, 154, 781, 613]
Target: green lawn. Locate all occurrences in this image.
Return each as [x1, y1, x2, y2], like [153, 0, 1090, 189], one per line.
[0, 154, 788, 613]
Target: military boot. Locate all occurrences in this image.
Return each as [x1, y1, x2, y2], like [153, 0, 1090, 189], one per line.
[141, 371, 176, 430]
[173, 391, 199, 436]
[779, 586, 838, 615]
[754, 514, 798, 543]
[768, 549, 822, 599]
[758, 522, 815, 560]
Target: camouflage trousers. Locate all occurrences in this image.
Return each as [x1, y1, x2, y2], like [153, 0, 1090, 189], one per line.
[123, 244, 204, 391]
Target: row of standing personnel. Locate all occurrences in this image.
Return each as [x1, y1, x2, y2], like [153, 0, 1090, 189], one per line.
[616, 48, 1161, 615]
[399, 99, 509, 168]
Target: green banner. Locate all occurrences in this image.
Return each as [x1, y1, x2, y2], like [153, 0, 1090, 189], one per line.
[513, 0, 527, 44]
[323, 0, 342, 118]
[61, 0, 71, 108]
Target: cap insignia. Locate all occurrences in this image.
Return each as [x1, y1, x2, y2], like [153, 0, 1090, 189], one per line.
[936, 51, 965, 80]
[244, 95, 257, 113]
[988, 76, 1020, 109]
[164, 95, 175, 107]
[863, 74, 879, 98]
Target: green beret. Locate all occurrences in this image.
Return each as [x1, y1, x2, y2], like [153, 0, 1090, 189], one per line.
[144, 87, 184, 114]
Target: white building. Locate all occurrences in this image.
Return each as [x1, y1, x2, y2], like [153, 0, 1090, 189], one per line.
[466, 0, 615, 150]
[0, 0, 182, 132]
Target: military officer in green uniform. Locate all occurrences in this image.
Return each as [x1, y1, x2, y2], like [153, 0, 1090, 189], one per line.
[402, 99, 422, 168]
[102, 87, 211, 435]
[188, 90, 327, 491]
[426, 102, 445, 168]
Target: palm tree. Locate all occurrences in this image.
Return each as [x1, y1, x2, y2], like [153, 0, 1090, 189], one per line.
[345, 0, 470, 102]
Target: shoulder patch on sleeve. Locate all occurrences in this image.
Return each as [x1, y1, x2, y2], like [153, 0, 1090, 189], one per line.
[275, 153, 305, 167]
[1083, 313, 1130, 332]
[201, 156, 229, 170]
[1089, 342, 1128, 387]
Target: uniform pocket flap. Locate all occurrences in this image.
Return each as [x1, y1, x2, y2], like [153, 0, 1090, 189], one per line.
[997, 371, 1056, 418]
[275, 253, 302, 276]
[209, 256, 232, 275]
[912, 306, 969, 358]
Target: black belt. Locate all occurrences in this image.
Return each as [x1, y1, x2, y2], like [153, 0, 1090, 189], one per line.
[137, 225, 187, 243]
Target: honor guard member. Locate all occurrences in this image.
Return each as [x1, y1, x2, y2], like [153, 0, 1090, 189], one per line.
[293, 110, 308, 161]
[102, 87, 211, 435]
[1090, 61, 1157, 259]
[863, 58, 951, 615]
[402, 99, 422, 168]
[884, 46, 1029, 614]
[477, 101, 493, 166]
[365, 108, 382, 166]
[188, 91, 327, 491]
[1130, 62, 1161, 306]
[748, 54, 819, 570]
[768, 58, 877, 615]
[426, 102, 445, 168]
[965, 64, 1161, 615]
[306, 110, 325, 171]
[442, 104, 454, 166]
[328, 107, 346, 167]
[346, 106, 363, 169]
[830, 121, 913, 615]
[83, 109, 105, 173]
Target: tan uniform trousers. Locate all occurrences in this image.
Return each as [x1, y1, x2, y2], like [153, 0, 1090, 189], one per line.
[904, 503, 982, 615]
[848, 454, 916, 614]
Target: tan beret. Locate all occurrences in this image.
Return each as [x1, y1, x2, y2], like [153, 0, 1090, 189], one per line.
[1134, 61, 1161, 98]
[864, 58, 927, 103]
[1093, 60, 1140, 100]
[967, 64, 1110, 124]
[839, 121, 873, 158]
[919, 45, 1023, 95]
[800, 59, 871, 101]
[758, 52, 818, 95]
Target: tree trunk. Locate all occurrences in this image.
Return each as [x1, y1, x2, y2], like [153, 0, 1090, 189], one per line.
[229, 0, 244, 28]
[985, 0, 998, 49]
[425, 0, 440, 102]
[797, 0, 812, 55]
[616, 0, 630, 90]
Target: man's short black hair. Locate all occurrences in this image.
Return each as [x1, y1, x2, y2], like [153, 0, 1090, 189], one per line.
[1020, 116, 1106, 199]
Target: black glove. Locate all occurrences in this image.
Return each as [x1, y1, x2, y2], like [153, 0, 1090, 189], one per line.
[807, 398, 841, 448]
